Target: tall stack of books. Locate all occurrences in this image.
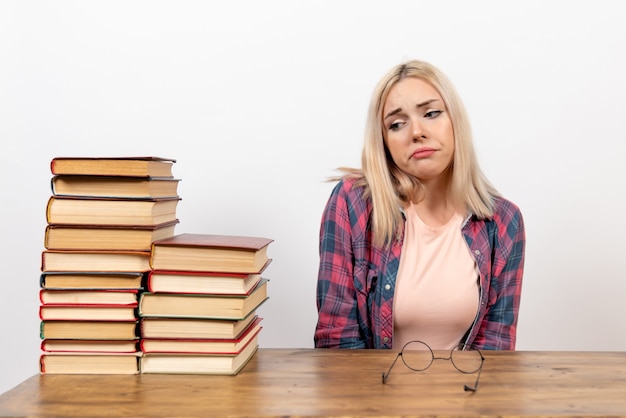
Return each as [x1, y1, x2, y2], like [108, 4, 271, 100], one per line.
[39, 157, 181, 374]
[138, 233, 273, 375]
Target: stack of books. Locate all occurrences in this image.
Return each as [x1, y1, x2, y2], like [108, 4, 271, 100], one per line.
[138, 233, 273, 375]
[39, 157, 181, 374]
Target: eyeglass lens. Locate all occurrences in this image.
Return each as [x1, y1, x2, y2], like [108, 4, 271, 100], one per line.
[382, 340, 484, 391]
[401, 341, 482, 374]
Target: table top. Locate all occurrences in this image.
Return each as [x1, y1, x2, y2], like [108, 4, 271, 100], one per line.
[1, 348, 626, 417]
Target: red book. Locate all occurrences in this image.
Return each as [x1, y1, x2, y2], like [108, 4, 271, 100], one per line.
[41, 339, 139, 354]
[147, 261, 270, 295]
[150, 233, 274, 273]
[39, 289, 139, 305]
[140, 317, 263, 354]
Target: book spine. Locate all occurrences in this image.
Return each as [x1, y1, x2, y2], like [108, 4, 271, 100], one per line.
[39, 354, 46, 373]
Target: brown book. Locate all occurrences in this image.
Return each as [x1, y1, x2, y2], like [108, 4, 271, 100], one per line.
[150, 233, 274, 273]
[51, 176, 180, 198]
[44, 220, 179, 251]
[40, 321, 138, 339]
[51, 156, 175, 177]
[41, 339, 139, 353]
[146, 263, 270, 295]
[39, 305, 138, 321]
[138, 279, 268, 320]
[46, 196, 180, 226]
[41, 250, 151, 272]
[140, 317, 262, 354]
[40, 353, 140, 374]
[40, 272, 144, 290]
[140, 333, 259, 375]
[140, 313, 258, 340]
[39, 289, 139, 305]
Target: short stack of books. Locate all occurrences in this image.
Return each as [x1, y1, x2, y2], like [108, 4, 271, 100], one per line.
[39, 157, 181, 374]
[138, 233, 273, 375]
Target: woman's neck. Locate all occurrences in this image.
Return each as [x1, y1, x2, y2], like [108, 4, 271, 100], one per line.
[409, 176, 460, 227]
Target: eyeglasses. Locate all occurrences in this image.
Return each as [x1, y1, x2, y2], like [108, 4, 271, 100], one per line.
[381, 340, 485, 392]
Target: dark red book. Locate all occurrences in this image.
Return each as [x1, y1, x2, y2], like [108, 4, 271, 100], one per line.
[150, 233, 274, 273]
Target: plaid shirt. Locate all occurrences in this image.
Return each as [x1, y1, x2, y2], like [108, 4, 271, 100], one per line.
[314, 177, 525, 350]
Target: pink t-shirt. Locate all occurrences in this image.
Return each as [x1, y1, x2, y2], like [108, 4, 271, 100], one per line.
[393, 206, 479, 350]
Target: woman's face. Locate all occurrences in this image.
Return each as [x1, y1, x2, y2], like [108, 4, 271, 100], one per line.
[382, 77, 455, 185]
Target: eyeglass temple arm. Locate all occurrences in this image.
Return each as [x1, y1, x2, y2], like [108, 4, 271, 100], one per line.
[382, 353, 402, 384]
[463, 362, 483, 392]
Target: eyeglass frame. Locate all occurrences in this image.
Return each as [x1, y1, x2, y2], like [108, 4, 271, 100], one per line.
[381, 340, 485, 392]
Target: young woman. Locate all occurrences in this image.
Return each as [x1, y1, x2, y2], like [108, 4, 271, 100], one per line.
[314, 60, 525, 350]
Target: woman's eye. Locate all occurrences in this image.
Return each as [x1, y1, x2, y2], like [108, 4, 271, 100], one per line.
[389, 121, 403, 131]
[424, 110, 442, 118]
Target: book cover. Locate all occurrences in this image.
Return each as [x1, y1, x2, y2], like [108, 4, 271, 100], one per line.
[41, 250, 151, 272]
[51, 156, 176, 177]
[150, 233, 274, 273]
[51, 176, 181, 199]
[146, 260, 270, 294]
[46, 196, 180, 226]
[44, 220, 179, 251]
[40, 321, 139, 340]
[138, 279, 268, 320]
[40, 272, 144, 290]
[140, 317, 262, 354]
[140, 313, 258, 340]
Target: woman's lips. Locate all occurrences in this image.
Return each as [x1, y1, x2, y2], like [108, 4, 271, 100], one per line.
[411, 148, 436, 159]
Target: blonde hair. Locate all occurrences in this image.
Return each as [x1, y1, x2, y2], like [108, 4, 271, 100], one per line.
[338, 59, 499, 247]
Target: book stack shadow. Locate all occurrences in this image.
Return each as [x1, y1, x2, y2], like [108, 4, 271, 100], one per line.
[39, 157, 181, 374]
[139, 234, 273, 375]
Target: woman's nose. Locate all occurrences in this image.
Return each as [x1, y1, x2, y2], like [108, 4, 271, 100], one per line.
[411, 119, 425, 142]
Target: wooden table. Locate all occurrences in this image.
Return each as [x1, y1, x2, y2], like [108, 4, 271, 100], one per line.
[1, 348, 626, 417]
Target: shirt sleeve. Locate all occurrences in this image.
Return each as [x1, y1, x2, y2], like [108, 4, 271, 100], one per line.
[314, 180, 366, 348]
[474, 201, 526, 350]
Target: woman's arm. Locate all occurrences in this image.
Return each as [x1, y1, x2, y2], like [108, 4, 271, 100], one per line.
[314, 181, 367, 348]
[474, 202, 526, 350]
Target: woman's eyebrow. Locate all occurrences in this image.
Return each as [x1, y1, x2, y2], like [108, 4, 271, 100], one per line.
[383, 108, 402, 121]
[384, 98, 441, 121]
[415, 98, 439, 109]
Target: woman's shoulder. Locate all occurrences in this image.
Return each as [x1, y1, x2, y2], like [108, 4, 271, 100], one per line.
[331, 174, 370, 200]
[490, 195, 524, 226]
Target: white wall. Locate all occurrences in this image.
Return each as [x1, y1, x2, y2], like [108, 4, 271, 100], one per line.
[1, 0, 625, 394]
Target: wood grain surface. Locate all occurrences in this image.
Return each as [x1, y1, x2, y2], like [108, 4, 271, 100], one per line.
[1, 348, 625, 417]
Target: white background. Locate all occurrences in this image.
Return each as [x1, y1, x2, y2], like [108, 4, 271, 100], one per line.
[1, 0, 625, 395]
